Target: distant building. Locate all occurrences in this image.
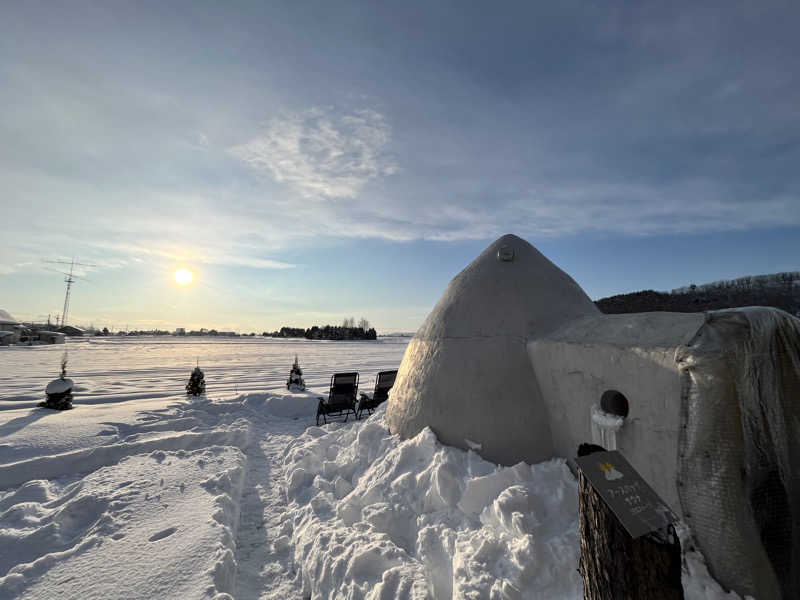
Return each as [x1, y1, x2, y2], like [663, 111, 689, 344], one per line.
[58, 325, 85, 337]
[0, 309, 23, 344]
[174, 328, 186, 336]
[37, 331, 66, 344]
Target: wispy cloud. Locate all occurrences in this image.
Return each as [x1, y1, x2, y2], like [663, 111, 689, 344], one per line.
[3, 0, 800, 277]
[84, 239, 295, 270]
[230, 107, 397, 199]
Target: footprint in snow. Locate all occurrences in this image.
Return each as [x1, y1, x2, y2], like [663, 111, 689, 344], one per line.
[148, 526, 178, 542]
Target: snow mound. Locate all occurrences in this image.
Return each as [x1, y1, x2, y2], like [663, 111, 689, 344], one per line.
[240, 390, 320, 419]
[283, 407, 582, 599]
[283, 406, 749, 600]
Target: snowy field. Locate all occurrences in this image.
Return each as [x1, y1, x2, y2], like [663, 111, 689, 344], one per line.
[0, 338, 743, 599]
[0, 336, 410, 408]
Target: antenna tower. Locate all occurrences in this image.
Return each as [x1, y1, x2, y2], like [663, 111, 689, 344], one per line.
[44, 259, 96, 328]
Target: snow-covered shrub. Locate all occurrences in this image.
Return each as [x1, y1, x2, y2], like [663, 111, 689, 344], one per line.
[40, 351, 73, 410]
[186, 365, 206, 396]
[287, 355, 306, 392]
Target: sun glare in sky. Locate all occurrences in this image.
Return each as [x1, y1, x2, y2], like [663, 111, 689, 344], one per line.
[174, 268, 193, 286]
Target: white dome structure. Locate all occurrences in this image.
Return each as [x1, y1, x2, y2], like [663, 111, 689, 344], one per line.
[386, 234, 599, 465]
[387, 234, 800, 600]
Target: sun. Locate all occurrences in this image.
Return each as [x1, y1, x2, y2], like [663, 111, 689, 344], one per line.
[174, 268, 193, 286]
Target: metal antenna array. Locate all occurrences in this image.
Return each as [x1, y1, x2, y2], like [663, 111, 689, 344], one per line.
[44, 259, 96, 327]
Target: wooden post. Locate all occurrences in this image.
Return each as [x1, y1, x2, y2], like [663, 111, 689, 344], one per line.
[578, 470, 684, 600]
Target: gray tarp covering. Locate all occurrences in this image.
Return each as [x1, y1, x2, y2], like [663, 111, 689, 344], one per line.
[677, 308, 800, 599]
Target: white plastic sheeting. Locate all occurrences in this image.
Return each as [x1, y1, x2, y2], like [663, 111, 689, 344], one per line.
[677, 307, 800, 600]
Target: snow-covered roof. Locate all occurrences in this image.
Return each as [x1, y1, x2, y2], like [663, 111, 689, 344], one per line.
[0, 309, 19, 325]
[536, 311, 705, 348]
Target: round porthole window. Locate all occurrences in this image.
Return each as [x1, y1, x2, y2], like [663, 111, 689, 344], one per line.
[600, 390, 629, 418]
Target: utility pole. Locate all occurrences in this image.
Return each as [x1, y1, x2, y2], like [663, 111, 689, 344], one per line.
[44, 259, 96, 328]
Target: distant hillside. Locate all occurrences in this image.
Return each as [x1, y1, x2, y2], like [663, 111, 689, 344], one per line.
[595, 272, 800, 316]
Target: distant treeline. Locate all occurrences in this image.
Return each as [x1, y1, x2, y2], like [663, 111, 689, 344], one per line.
[595, 271, 800, 316]
[264, 325, 378, 341]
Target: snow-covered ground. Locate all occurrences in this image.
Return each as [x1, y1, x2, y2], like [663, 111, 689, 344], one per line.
[0, 336, 410, 408]
[0, 338, 746, 599]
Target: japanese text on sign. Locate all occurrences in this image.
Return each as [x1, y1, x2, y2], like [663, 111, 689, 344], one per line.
[575, 450, 675, 539]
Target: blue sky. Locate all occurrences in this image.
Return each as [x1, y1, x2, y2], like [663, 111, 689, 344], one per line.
[2, 1, 799, 332]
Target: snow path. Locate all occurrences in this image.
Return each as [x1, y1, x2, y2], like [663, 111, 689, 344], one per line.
[0, 394, 317, 600]
[234, 414, 305, 599]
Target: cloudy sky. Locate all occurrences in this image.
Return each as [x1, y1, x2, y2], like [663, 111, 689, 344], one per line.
[2, 1, 799, 332]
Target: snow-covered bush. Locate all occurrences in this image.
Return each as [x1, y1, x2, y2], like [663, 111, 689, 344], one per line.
[287, 355, 306, 392]
[40, 351, 73, 410]
[186, 364, 206, 396]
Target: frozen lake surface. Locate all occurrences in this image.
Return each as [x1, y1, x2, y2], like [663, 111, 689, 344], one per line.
[0, 336, 410, 407]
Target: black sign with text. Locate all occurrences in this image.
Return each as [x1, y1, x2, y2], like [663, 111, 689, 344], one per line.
[575, 450, 675, 539]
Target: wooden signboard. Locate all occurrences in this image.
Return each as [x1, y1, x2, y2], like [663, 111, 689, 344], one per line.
[575, 450, 675, 539]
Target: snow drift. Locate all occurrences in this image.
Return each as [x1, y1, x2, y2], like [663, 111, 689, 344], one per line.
[284, 407, 741, 600]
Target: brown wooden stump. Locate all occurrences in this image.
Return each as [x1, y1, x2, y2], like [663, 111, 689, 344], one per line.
[578, 470, 684, 600]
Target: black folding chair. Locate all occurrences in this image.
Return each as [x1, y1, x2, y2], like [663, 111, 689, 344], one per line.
[356, 370, 397, 419]
[316, 372, 359, 425]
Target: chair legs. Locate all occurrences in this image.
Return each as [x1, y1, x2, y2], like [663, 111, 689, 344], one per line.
[317, 404, 357, 425]
[316, 400, 327, 426]
[356, 406, 375, 420]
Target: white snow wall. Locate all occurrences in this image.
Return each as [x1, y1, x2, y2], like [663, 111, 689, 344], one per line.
[528, 311, 704, 513]
[387, 234, 599, 466]
[531, 307, 800, 600]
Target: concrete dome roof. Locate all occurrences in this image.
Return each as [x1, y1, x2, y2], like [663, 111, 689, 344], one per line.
[416, 234, 599, 340]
